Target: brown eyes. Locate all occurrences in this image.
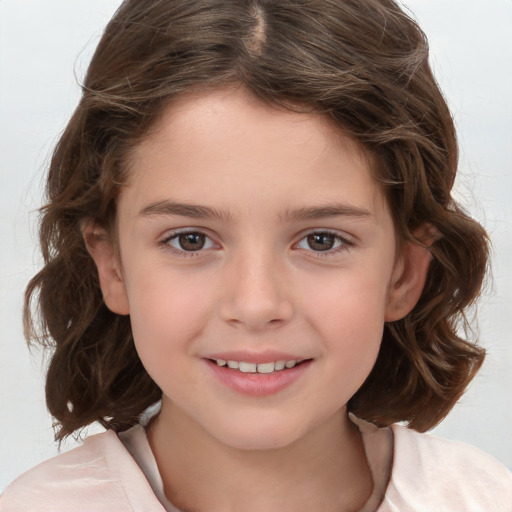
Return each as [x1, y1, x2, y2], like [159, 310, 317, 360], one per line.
[162, 230, 350, 256]
[303, 233, 340, 252]
[162, 231, 216, 253]
[176, 233, 208, 251]
[295, 231, 348, 253]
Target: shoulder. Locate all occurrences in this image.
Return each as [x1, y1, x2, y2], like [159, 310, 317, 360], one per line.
[0, 430, 164, 512]
[383, 424, 512, 511]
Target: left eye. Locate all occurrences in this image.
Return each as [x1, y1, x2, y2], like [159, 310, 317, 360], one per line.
[297, 232, 345, 252]
[166, 232, 215, 252]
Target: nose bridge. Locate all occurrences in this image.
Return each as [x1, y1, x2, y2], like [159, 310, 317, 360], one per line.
[219, 241, 294, 330]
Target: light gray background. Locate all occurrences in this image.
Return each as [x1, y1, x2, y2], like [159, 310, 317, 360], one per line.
[1, 0, 511, 492]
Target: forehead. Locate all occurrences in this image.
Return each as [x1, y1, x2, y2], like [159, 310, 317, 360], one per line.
[120, 86, 388, 221]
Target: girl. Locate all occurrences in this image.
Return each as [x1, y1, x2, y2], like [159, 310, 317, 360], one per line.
[2, 0, 511, 510]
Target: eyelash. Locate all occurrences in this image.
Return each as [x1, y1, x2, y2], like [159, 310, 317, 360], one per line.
[159, 229, 354, 258]
[159, 230, 217, 258]
[295, 230, 354, 257]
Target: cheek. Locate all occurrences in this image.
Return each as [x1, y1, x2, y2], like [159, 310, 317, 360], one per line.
[301, 269, 389, 370]
[124, 268, 214, 362]
[304, 267, 390, 331]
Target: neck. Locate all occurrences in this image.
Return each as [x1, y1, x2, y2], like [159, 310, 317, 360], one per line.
[147, 401, 373, 512]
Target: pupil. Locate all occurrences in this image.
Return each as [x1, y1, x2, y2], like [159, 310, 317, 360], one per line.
[179, 233, 205, 251]
[308, 233, 334, 251]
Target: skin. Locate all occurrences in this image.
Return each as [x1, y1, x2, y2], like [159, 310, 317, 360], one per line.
[86, 86, 431, 512]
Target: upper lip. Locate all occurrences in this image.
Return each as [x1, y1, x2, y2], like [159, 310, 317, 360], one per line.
[203, 350, 310, 364]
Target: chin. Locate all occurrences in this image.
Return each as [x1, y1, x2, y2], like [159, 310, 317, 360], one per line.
[209, 417, 309, 452]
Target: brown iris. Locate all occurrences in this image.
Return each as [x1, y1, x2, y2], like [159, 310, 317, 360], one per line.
[306, 233, 336, 251]
[178, 233, 207, 251]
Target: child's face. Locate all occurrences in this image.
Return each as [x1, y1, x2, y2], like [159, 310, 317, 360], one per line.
[98, 87, 422, 450]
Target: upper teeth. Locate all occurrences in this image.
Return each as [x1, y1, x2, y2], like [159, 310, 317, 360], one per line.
[216, 359, 300, 373]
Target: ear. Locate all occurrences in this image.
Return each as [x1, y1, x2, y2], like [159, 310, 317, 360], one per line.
[82, 221, 130, 315]
[385, 226, 437, 322]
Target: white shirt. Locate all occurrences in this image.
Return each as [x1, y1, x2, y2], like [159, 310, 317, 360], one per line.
[2, 420, 511, 511]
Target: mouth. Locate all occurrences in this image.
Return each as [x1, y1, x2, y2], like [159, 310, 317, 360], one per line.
[209, 358, 310, 374]
[205, 356, 313, 396]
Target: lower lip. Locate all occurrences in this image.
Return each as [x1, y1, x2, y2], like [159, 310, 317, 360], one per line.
[205, 360, 312, 397]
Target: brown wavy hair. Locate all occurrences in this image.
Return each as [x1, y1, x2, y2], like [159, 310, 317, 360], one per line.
[25, 0, 489, 440]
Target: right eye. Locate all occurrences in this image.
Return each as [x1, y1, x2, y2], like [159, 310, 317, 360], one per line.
[162, 231, 216, 253]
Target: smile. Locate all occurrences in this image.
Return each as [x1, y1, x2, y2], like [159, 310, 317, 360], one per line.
[206, 356, 313, 396]
[214, 359, 303, 374]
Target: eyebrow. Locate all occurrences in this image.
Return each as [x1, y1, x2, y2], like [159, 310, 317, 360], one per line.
[279, 204, 372, 222]
[139, 200, 372, 222]
[139, 200, 233, 222]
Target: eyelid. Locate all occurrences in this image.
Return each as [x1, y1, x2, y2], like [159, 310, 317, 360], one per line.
[158, 227, 355, 258]
[159, 228, 220, 256]
[293, 229, 355, 256]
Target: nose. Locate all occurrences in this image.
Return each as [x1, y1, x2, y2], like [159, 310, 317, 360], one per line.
[218, 248, 294, 331]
